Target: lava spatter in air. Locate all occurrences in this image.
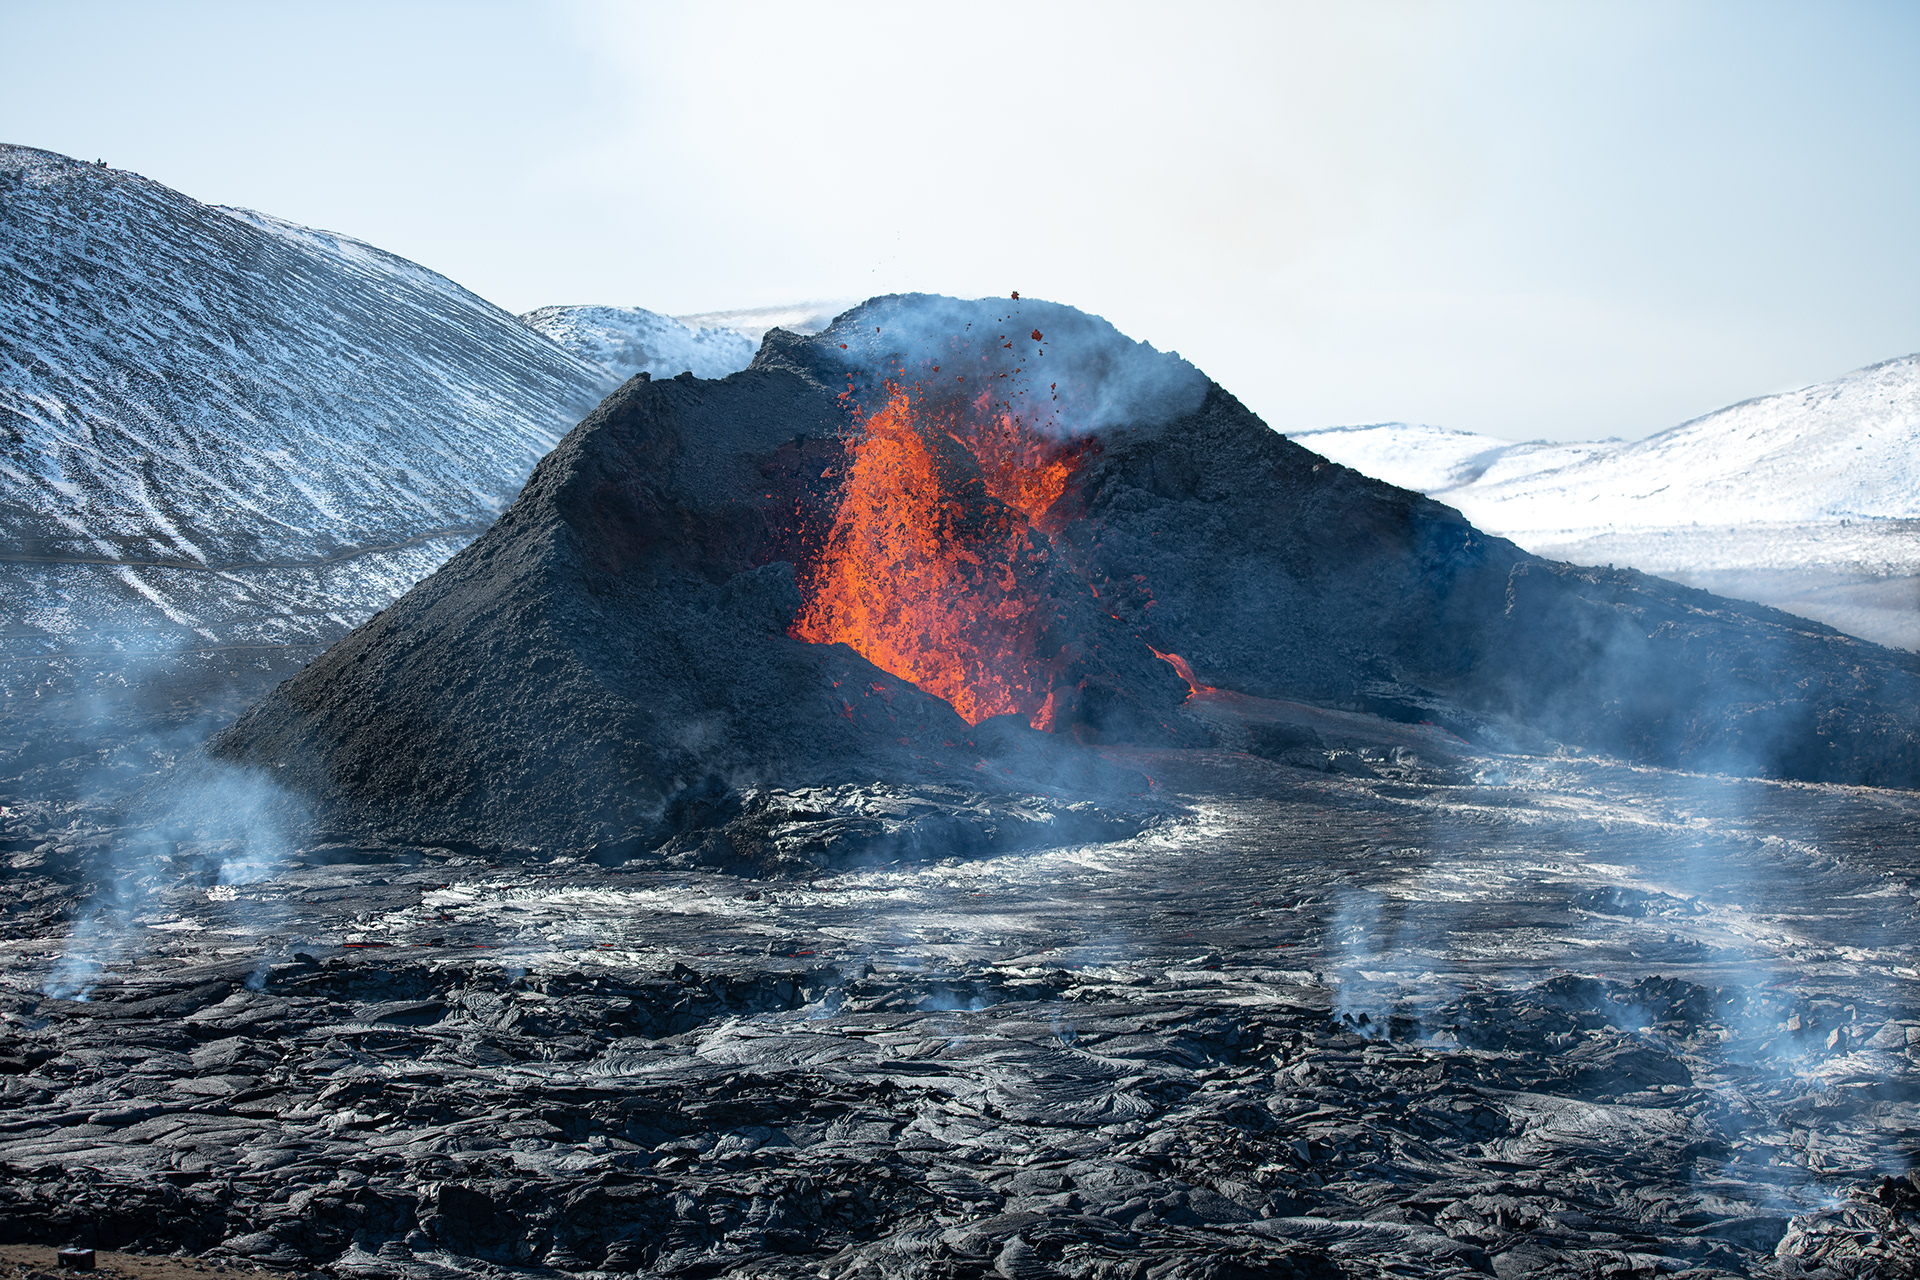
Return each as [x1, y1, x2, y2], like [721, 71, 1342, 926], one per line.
[790, 387, 1092, 728]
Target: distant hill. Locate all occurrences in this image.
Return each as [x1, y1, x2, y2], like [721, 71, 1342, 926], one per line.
[672, 300, 848, 346]
[516, 303, 852, 383]
[518, 304, 755, 382]
[1294, 355, 1919, 650]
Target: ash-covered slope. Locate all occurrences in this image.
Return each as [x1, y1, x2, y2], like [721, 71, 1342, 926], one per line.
[0, 144, 613, 656]
[790, 299, 1920, 786]
[518, 304, 754, 383]
[213, 296, 1920, 856]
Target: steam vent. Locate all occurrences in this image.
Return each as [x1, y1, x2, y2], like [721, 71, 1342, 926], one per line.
[209, 294, 1919, 859]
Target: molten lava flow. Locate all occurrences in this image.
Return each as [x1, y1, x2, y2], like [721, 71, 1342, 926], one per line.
[1149, 647, 1214, 698]
[791, 390, 1088, 727]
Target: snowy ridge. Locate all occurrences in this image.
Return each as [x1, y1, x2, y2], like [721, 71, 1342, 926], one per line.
[1295, 355, 1919, 536]
[1454, 355, 1919, 532]
[1293, 355, 1920, 650]
[672, 300, 849, 346]
[518, 304, 755, 383]
[0, 144, 614, 652]
[1288, 423, 1628, 498]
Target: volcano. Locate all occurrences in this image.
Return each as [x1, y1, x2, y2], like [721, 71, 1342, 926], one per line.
[209, 295, 1920, 856]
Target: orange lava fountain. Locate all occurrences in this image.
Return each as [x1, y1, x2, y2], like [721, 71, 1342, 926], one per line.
[791, 390, 1090, 727]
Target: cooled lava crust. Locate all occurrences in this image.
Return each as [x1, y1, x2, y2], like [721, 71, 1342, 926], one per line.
[210, 295, 1920, 854]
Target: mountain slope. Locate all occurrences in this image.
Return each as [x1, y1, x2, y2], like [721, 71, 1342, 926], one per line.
[0, 144, 616, 655]
[1442, 354, 1919, 529]
[0, 144, 626, 798]
[1294, 355, 1920, 649]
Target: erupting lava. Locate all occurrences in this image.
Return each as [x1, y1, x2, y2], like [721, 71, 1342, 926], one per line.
[791, 389, 1090, 727]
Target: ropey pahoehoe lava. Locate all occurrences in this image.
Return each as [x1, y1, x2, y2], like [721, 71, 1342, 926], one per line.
[208, 294, 1920, 857]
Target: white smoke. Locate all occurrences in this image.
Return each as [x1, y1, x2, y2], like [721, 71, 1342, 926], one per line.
[815, 293, 1210, 440]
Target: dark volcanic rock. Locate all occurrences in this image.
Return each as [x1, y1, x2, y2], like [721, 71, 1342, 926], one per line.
[4, 924, 1916, 1280]
[1084, 388, 1919, 784]
[650, 782, 1159, 877]
[210, 294, 1919, 856]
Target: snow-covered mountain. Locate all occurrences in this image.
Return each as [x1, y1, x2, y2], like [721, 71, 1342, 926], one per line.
[0, 144, 616, 658]
[672, 300, 847, 345]
[518, 305, 755, 382]
[1294, 355, 1920, 650]
[517, 301, 851, 384]
[1286, 423, 1629, 499]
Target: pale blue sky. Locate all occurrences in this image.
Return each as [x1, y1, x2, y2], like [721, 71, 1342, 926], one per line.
[3, 1, 1916, 441]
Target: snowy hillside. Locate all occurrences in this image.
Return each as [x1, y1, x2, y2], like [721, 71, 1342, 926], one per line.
[673, 300, 848, 346]
[518, 305, 754, 382]
[1298, 354, 1920, 535]
[1294, 355, 1920, 650]
[1285, 423, 1627, 499]
[518, 302, 855, 382]
[0, 144, 615, 657]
